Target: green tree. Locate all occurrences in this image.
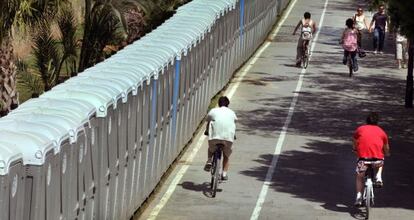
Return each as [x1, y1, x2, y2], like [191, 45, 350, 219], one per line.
[78, 0, 127, 72]
[78, 0, 190, 72]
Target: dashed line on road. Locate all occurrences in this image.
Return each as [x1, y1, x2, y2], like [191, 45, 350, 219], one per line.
[249, 0, 330, 219]
[145, 1, 301, 219]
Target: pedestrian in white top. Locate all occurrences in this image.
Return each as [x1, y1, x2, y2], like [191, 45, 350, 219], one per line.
[353, 7, 369, 48]
[204, 96, 237, 180]
[395, 31, 408, 69]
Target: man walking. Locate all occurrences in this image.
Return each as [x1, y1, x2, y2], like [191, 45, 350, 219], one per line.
[369, 4, 388, 54]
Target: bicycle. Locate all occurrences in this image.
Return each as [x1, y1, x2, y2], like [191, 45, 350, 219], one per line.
[210, 143, 224, 197]
[301, 40, 310, 69]
[362, 161, 379, 220]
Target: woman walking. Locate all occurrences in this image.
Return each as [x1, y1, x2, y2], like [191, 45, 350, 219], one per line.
[353, 7, 369, 48]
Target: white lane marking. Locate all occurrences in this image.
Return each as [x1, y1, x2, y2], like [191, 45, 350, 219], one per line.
[249, 0, 330, 219]
[226, 0, 298, 98]
[146, 1, 299, 219]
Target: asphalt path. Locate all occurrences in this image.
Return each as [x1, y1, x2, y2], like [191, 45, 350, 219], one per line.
[137, 0, 414, 219]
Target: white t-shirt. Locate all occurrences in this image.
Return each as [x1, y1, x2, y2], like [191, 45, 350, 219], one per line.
[207, 107, 237, 142]
[354, 14, 366, 30]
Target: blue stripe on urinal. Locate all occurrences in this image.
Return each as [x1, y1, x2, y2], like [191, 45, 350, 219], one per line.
[171, 59, 181, 147]
[151, 77, 158, 140]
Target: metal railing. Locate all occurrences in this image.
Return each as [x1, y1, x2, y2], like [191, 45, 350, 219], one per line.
[0, 0, 290, 219]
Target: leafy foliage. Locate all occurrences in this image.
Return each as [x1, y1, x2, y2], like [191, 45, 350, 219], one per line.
[367, 0, 387, 10]
[16, 59, 43, 97]
[32, 21, 60, 91]
[0, 0, 22, 41]
[387, 0, 414, 39]
[78, 1, 123, 71]
[57, 6, 78, 76]
[134, 0, 187, 30]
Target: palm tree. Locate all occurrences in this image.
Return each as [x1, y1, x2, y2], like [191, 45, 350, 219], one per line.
[0, 0, 69, 116]
[29, 5, 77, 92]
[0, 0, 22, 116]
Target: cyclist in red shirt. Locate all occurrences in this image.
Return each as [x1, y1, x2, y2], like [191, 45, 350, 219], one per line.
[352, 112, 390, 206]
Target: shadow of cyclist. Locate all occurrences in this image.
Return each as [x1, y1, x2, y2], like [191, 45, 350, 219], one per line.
[179, 181, 222, 198]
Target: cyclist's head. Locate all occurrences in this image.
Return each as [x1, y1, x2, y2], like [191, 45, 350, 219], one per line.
[366, 112, 379, 125]
[345, 18, 354, 28]
[304, 12, 311, 19]
[218, 96, 230, 107]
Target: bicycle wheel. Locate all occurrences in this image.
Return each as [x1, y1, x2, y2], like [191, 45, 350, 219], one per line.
[210, 153, 220, 197]
[302, 53, 309, 69]
[365, 184, 372, 219]
[302, 45, 309, 69]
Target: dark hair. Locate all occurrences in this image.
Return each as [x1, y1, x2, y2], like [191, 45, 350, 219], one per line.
[366, 112, 379, 125]
[304, 12, 311, 19]
[218, 96, 230, 107]
[345, 18, 354, 28]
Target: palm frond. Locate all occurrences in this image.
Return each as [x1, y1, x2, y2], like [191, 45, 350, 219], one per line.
[78, 3, 122, 71]
[0, 0, 22, 41]
[58, 6, 77, 59]
[16, 59, 44, 97]
[32, 22, 61, 90]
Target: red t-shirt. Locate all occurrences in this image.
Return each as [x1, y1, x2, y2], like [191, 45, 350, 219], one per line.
[353, 125, 388, 159]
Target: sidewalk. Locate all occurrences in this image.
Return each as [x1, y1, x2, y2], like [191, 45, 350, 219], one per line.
[137, 0, 414, 219]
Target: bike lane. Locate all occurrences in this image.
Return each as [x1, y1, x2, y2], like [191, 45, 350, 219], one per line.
[251, 0, 414, 219]
[137, 0, 414, 219]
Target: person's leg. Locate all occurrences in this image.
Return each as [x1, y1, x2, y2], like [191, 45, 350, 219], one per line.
[357, 30, 362, 48]
[222, 141, 233, 172]
[397, 42, 403, 68]
[373, 28, 379, 52]
[356, 172, 365, 196]
[376, 166, 383, 182]
[207, 140, 215, 161]
[351, 51, 358, 71]
[379, 29, 385, 52]
[221, 141, 233, 180]
[343, 50, 349, 65]
[204, 140, 216, 171]
[223, 155, 229, 171]
[355, 161, 366, 205]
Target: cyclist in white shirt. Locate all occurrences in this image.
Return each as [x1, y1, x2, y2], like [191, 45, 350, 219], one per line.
[293, 12, 317, 67]
[204, 96, 237, 180]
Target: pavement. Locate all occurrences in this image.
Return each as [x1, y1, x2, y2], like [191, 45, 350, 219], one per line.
[136, 0, 414, 219]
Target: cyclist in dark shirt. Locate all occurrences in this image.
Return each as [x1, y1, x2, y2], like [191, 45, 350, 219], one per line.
[369, 4, 388, 54]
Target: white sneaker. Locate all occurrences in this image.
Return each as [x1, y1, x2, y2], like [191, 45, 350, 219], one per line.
[379, 51, 384, 55]
[373, 50, 378, 54]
